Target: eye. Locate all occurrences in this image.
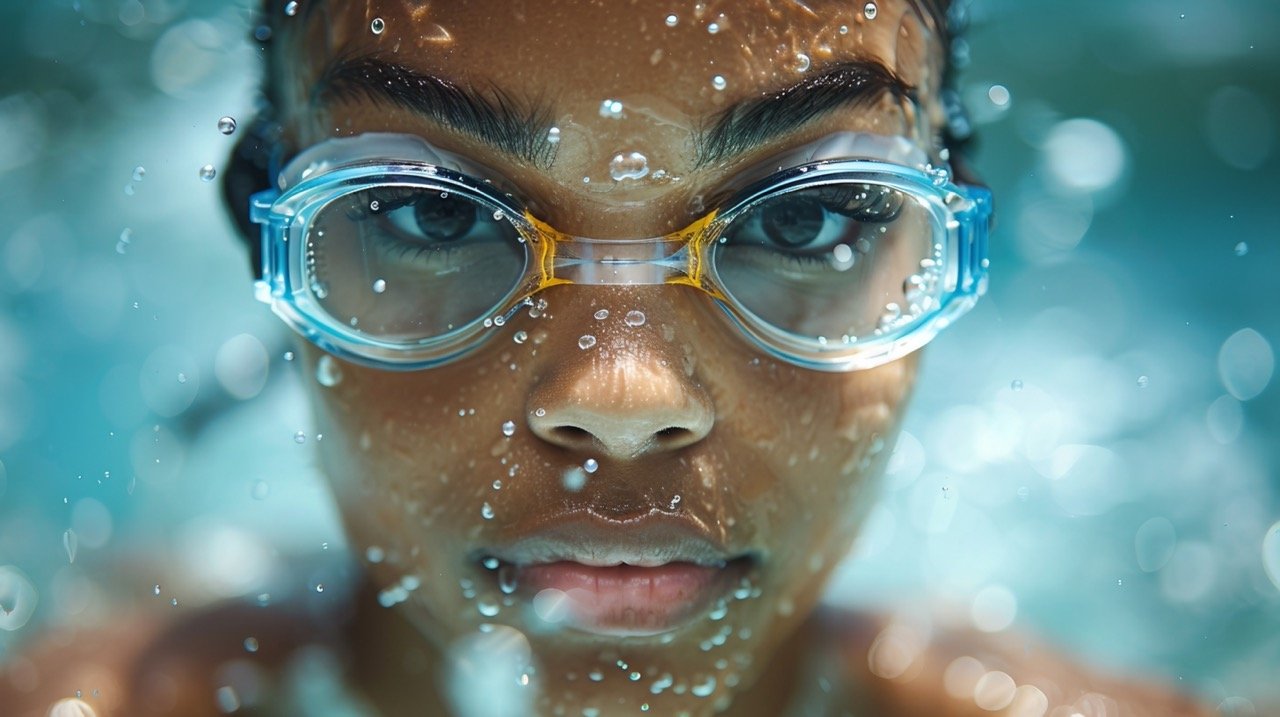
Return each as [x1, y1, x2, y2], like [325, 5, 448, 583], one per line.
[723, 183, 907, 255]
[381, 191, 480, 244]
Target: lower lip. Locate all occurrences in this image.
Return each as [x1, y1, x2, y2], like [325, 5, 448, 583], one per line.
[513, 560, 744, 636]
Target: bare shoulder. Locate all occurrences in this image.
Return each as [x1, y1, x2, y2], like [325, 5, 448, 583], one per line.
[0, 598, 342, 717]
[810, 608, 1214, 717]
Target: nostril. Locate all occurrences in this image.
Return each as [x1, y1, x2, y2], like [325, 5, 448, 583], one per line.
[655, 426, 697, 446]
[550, 425, 594, 446]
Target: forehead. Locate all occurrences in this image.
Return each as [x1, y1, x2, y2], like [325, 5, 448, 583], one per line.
[281, 0, 947, 230]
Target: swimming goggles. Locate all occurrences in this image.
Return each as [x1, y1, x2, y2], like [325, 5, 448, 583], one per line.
[249, 132, 990, 372]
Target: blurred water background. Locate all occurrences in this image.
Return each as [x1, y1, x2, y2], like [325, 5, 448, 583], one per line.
[0, 0, 1276, 712]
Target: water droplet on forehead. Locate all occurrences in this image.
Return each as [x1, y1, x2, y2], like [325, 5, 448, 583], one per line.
[578, 334, 597, 350]
[711, 75, 727, 91]
[198, 164, 216, 182]
[863, 2, 878, 20]
[624, 310, 646, 327]
[217, 116, 237, 135]
[609, 152, 650, 181]
[370, 17, 385, 34]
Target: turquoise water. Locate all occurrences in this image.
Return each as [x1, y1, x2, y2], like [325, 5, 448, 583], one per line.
[0, 0, 1277, 712]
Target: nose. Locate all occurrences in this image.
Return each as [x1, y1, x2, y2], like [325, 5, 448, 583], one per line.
[526, 323, 714, 460]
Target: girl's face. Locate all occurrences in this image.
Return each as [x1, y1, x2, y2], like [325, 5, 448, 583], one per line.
[276, 0, 946, 713]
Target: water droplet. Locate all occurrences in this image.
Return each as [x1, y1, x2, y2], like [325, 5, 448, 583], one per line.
[691, 675, 717, 697]
[283, 351, 295, 361]
[284, 1, 298, 16]
[372, 278, 387, 294]
[477, 600, 500, 617]
[63, 529, 77, 563]
[501, 420, 516, 437]
[562, 466, 588, 491]
[370, 17, 385, 34]
[609, 151, 650, 181]
[665, 13, 679, 26]
[131, 165, 146, 181]
[293, 431, 307, 444]
[316, 355, 343, 387]
[481, 502, 495, 520]
[594, 309, 610, 320]
[624, 310, 646, 327]
[839, 24, 849, 34]
[707, 22, 719, 33]
[366, 545, 385, 563]
[1010, 379, 1023, 391]
[1137, 375, 1150, 388]
[243, 636, 259, 652]
[578, 334, 597, 350]
[314, 583, 325, 593]
[1234, 241, 1249, 256]
[863, 1, 878, 20]
[176, 372, 187, 384]
[482, 556, 501, 570]
[513, 330, 528, 344]
[152, 583, 161, 595]
[546, 126, 561, 143]
[583, 458, 599, 474]
[116, 227, 133, 255]
[599, 99, 624, 119]
[534, 407, 547, 418]
[498, 564, 518, 594]
[251, 480, 270, 500]
[198, 164, 217, 182]
[795, 53, 811, 72]
[711, 75, 727, 91]
[217, 116, 237, 134]
[170, 597, 179, 606]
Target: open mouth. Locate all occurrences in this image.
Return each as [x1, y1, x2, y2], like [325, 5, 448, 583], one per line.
[475, 517, 757, 636]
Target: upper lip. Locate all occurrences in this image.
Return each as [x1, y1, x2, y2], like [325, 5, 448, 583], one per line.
[478, 510, 742, 568]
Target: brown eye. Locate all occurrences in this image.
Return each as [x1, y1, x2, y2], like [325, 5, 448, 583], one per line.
[760, 195, 826, 248]
[412, 193, 478, 242]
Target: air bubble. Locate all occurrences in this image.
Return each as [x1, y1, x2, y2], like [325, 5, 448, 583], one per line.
[370, 17, 385, 34]
[599, 99, 624, 119]
[283, 351, 295, 361]
[244, 637, 259, 652]
[1234, 241, 1249, 256]
[63, 529, 77, 563]
[624, 310, 646, 327]
[372, 278, 387, 293]
[665, 14, 678, 26]
[501, 420, 516, 437]
[293, 431, 307, 444]
[1137, 375, 1150, 389]
[1010, 379, 1023, 392]
[132, 166, 146, 181]
[578, 335, 597, 350]
[583, 458, 599, 474]
[711, 75, 727, 91]
[116, 228, 133, 255]
[863, 2, 878, 20]
[609, 151, 650, 181]
[316, 355, 343, 387]
[217, 116, 237, 135]
[198, 164, 217, 182]
[252, 480, 270, 500]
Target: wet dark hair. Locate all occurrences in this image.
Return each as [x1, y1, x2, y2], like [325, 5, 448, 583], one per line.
[223, 0, 972, 267]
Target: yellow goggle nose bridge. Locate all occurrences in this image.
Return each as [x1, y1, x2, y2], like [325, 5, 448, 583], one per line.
[524, 210, 725, 299]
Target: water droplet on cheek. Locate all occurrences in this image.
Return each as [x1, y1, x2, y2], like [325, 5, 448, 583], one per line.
[578, 335, 597, 350]
[863, 1, 878, 20]
[624, 310, 646, 327]
[370, 17, 386, 34]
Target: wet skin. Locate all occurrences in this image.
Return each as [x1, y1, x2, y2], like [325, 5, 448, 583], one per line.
[280, 0, 937, 715]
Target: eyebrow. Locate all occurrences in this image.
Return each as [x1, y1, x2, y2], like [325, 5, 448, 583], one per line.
[313, 56, 911, 171]
[316, 55, 560, 168]
[693, 60, 913, 168]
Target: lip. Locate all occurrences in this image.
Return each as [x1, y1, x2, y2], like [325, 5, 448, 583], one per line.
[478, 513, 754, 636]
